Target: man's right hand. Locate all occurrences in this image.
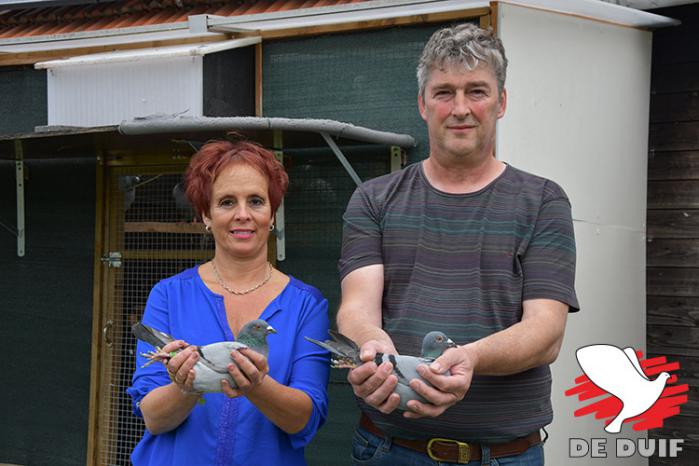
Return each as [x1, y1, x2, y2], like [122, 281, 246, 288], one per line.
[347, 340, 401, 414]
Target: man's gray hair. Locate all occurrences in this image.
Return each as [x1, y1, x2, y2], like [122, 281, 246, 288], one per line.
[417, 23, 508, 97]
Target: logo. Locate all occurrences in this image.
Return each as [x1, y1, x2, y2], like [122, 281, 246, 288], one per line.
[564, 344, 688, 459]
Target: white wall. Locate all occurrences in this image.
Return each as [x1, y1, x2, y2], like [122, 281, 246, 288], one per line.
[497, 3, 652, 464]
[47, 56, 203, 127]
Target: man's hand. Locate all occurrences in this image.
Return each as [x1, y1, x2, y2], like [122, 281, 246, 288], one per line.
[347, 340, 401, 414]
[403, 345, 477, 418]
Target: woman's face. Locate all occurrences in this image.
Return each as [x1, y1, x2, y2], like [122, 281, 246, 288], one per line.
[203, 162, 272, 260]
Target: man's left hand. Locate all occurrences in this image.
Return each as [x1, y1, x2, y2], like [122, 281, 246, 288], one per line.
[403, 345, 477, 418]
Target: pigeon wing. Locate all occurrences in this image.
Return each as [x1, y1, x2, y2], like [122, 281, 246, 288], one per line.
[197, 341, 247, 374]
[623, 347, 649, 380]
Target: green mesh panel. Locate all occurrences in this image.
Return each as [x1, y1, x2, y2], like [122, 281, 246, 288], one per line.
[262, 25, 451, 163]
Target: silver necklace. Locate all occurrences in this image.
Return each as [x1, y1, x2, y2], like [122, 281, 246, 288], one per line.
[211, 261, 273, 295]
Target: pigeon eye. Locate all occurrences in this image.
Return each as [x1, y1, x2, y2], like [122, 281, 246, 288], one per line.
[437, 336, 443, 342]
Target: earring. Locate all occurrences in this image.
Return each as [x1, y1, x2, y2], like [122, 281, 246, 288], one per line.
[269, 224, 275, 231]
[205, 224, 211, 233]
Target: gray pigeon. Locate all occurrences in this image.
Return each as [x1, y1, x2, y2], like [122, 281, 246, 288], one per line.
[172, 181, 197, 222]
[305, 330, 457, 410]
[118, 175, 141, 212]
[133, 319, 276, 393]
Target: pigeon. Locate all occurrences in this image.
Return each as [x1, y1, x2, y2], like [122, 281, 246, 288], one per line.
[576, 344, 670, 433]
[118, 175, 141, 212]
[132, 319, 277, 393]
[172, 181, 197, 223]
[305, 330, 457, 410]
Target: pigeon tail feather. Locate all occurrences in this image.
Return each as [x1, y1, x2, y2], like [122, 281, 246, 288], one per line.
[328, 330, 361, 354]
[605, 416, 624, 434]
[132, 322, 174, 349]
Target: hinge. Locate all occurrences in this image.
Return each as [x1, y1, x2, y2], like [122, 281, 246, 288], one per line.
[100, 251, 122, 268]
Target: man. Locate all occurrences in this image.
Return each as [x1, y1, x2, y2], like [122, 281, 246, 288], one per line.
[337, 23, 579, 465]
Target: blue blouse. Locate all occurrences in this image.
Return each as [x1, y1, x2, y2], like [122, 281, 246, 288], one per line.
[127, 266, 330, 466]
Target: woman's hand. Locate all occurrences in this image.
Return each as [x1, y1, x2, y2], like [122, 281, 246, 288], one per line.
[161, 340, 200, 395]
[221, 348, 269, 398]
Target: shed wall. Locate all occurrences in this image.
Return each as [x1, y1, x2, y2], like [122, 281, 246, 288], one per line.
[498, 3, 651, 464]
[647, 4, 699, 465]
[0, 65, 46, 134]
[262, 24, 461, 164]
[0, 158, 95, 466]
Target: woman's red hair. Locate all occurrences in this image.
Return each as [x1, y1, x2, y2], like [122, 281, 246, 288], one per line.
[184, 140, 289, 219]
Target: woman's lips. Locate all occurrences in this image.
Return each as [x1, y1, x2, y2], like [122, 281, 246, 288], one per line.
[230, 229, 254, 239]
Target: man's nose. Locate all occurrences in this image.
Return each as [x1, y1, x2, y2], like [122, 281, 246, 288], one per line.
[451, 92, 470, 118]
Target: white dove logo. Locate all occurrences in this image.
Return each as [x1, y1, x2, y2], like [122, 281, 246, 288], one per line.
[575, 344, 671, 434]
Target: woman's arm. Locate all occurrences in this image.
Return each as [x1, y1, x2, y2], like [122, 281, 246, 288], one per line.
[138, 343, 202, 434]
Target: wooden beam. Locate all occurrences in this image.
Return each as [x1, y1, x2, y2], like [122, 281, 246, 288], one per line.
[647, 267, 699, 297]
[124, 221, 206, 234]
[648, 180, 699, 209]
[255, 42, 263, 117]
[648, 296, 699, 327]
[487, 1, 498, 32]
[648, 239, 699, 267]
[648, 151, 699, 181]
[650, 121, 699, 152]
[86, 148, 106, 466]
[647, 209, 699, 239]
[245, 8, 491, 40]
[121, 250, 213, 261]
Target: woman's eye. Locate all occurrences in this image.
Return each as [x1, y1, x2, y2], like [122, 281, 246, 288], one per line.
[219, 199, 235, 207]
[250, 197, 265, 207]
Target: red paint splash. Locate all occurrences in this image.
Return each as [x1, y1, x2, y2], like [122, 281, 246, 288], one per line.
[564, 350, 688, 431]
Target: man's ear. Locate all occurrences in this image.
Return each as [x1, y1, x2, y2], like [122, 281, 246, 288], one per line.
[418, 92, 428, 122]
[497, 88, 507, 119]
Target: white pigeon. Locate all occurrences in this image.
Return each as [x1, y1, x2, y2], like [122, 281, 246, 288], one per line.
[576, 344, 670, 433]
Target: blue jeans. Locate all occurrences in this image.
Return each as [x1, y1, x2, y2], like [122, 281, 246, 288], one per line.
[351, 426, 544, 466]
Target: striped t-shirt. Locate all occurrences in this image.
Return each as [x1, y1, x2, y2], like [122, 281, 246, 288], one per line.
[339, 162, 579, 443]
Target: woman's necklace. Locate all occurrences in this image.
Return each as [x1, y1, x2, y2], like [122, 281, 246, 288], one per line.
[211, 260, 273, 295]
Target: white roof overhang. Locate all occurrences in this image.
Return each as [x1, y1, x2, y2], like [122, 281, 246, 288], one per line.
[34, 37, 260, 69]
[195, 0, 679, 35]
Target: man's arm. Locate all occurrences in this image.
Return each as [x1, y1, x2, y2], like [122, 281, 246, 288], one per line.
[405, 298, 568, 418]
[337, 264, 403, 414]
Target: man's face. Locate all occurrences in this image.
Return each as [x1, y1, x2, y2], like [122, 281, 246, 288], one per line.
[418, 62, 506, 162]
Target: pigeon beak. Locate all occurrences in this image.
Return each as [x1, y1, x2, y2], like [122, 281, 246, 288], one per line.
[446, 338, 457, 348]
[266, 325, 277, 335]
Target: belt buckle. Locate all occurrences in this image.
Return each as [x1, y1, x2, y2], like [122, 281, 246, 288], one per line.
[427, 437, 471, 464]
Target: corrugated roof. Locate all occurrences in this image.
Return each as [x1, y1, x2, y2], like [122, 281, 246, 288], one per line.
[0, 0, 367, 39]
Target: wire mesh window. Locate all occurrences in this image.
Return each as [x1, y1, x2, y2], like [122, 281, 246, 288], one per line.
[100, 168, 211, 466]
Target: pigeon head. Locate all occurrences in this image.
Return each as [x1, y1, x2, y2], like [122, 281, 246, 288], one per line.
[236, 319, 276, 358]
[241, 319, 276, 338]
[421, 331, 457, 359]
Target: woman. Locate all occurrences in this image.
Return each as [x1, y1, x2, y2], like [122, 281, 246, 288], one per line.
[127, 140, 330, 466]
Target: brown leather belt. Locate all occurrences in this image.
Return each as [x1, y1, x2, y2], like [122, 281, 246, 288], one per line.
[359, 413, 541, 464]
